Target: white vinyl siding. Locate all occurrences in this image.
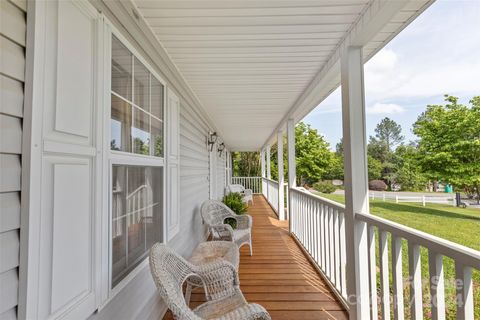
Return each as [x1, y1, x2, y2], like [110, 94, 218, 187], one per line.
[172, 100, 211, 255]
[0, 1, 25, 319]
[216, 150, 226, 199]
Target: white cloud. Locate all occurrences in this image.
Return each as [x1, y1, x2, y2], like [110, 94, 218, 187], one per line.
[366, 103, 405, 115]
[366, 48, 398, 73]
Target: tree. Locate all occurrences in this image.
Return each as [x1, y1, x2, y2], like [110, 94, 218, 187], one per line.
[413, 95, 480, 202]
[367, 155, 383, 181]
[294, 123, 333, 185]
[335, 138, 344, 156]
[374, 117, 404, 152]
[232, 152, 261, 177]
[393, 145, 427, 191]
[323, 153, 344, 181]
[366, 118, 405, 189]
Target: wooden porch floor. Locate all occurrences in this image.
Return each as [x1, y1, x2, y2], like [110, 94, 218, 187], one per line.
[164, 195, 347, 319]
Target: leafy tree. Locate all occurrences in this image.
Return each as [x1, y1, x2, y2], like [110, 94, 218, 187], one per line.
[294, 123, 333, 185]
[368, 137, 390, 163]
[323, 153, 344, 181]
[367, 118, 404, 189]
[413, 95, 480, 202]
[374, 117, 404, 152]
[393, 145, 427, 191]
[335, 138, 344, 156]
[367, 155, 383, 181]
[232, 152, 261, 177]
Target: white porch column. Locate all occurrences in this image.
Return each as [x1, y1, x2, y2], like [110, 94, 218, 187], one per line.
[266, 145, 271, 179]
[341, 46, 371, 319]
[287, 119, 296, 230]
[261, 149, 266, 178]
[277, 131, 285, 220]
[287, 119, 296, 188]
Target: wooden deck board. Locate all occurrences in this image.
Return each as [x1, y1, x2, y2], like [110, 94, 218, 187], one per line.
[163, 195, 347, 319]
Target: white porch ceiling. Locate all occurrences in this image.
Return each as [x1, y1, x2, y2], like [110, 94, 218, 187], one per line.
[134, 0, 433, 151]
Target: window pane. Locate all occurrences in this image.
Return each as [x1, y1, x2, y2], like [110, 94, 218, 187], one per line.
[133, 58, 150, 112]
[132, 108, 150, 155]
[112, 166, 127, 285]
[151, 117, 163, 157]
[111, 36, 132, 100]
[111, 165, 163, 288]
[151, 77, 164, 120]
[111, 94, 132, 152]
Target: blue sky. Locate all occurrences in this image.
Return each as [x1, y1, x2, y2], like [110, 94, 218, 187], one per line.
[303, 0, 480, 149]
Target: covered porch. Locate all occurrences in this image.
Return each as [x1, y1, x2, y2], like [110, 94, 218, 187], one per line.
[8, 0, 479, 319]
[164, 195, 347, 320]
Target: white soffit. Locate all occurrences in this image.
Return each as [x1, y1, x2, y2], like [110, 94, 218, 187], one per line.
[134, 0, 433, 151]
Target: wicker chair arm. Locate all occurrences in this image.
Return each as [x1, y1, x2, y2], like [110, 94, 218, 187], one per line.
[195, 260, 239, 301]
[235, 214, 252, 229]
[209, 223, 235, 242]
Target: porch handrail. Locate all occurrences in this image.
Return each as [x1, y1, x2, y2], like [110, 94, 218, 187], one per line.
[289, 187, 480, 319]
[231, 176, 262, 194]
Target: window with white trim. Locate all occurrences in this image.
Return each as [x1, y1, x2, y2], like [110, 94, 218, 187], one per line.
[110, 35, 164, 288]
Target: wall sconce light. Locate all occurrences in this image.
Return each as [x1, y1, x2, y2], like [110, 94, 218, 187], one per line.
[207, 132, 217, 152]
[217, 142, 225, 156]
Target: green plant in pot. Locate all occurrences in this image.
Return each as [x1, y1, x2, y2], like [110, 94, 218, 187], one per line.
[222, 192, 248, 229]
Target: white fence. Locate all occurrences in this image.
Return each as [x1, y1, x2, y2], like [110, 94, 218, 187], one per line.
[231, 176, 262, 194]
[370, 192, 455, 206]
[289, 187, 480, 319]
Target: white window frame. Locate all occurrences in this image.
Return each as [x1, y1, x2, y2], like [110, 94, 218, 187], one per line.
[100, 24, 168, 304]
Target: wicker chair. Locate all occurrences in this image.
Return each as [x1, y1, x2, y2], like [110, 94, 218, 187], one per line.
[149, 243, 271, 320]
[227, 184, 254, 205]
[201, 200, 253, 256]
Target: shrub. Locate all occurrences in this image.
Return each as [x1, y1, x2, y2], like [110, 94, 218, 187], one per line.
[313, 181, 336, 194]
[222, 192, 248, 229]
[369, 180, 388, 191]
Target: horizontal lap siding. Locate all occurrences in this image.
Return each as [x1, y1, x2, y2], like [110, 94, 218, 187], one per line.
[171, 101, 210, 256]
[0, 1, 26, 319]
[217, 151, 226, 199]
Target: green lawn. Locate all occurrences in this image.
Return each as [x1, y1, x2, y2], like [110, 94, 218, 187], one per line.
[312, 191, 480, 318]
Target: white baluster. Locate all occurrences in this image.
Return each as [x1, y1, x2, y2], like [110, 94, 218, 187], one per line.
[339, 212, 347, 297]
[334, 210, 340, 289]
[428, 251, 445, 320]
[408, 242, 423, 319]
[379, 230, 391, 319]
[392, 236, 404, 320]
[455, 263, 473, 320]
[368, 226, 378, 320]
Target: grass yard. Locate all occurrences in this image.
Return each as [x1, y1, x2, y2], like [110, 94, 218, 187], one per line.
[312, 191, 480, 319]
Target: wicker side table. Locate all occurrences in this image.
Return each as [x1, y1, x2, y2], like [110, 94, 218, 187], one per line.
[185, 241, 239, 303]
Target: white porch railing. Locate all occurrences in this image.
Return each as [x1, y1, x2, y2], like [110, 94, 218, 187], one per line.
[289, 187, 480, 319]
[356, 212, 480, 320]
[290, 188, 348, 304]
[231, 176, 262, 194]
[262, 177, 279, 214]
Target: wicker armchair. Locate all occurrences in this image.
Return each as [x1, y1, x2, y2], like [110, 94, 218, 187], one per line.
[227, 184, 254, 205]
[201, 200, 253, 255]
[149, 243, 271, 320]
